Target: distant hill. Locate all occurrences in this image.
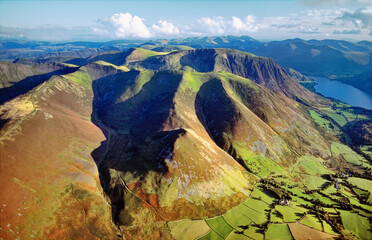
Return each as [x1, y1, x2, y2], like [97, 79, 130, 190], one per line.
[0, 62, 78, 103]
[247, 39, 372, 94]
[0, 38, 146, 62]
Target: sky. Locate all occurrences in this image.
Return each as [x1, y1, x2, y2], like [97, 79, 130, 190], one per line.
[0, 0, 371, 42]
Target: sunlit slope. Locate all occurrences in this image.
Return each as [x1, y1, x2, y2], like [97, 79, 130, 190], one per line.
[0, 67, 120, 239]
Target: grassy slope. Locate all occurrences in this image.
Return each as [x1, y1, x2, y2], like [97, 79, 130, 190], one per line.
[348, 177, 372, 192]
[0, 72, 120, 239]
[206, 217, 234, 239]
[339, 210, 372, 240]
[0, 62, 72, 88]
[266, 224, 293, 240]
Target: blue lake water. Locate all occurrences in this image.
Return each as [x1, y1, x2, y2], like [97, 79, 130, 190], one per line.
[310, 76, 372, 110]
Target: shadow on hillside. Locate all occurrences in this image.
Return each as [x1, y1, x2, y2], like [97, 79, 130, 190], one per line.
[0, 67, 77, 104]
[89, 70, 185, 224]
[195, 79, 238, 151]
[66, 49, 133, 67]
[179, 49, 216, 72]
[0, 117, 10, 130]
[343, 119, 372, 146]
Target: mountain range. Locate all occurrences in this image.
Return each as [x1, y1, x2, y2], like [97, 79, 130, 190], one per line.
[1, 36, 371, 94]
[1, 43, 372, 239]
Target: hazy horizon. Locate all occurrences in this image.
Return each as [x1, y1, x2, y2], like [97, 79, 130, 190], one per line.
[0, 0, 371, 42]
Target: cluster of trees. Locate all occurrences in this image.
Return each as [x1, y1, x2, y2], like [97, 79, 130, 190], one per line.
[259, 178, 291, 201]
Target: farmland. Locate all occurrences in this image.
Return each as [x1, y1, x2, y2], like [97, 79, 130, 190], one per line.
[164, 171, 372, 240]
[265, 224, 293, 240]
[339, 210, 372, 240]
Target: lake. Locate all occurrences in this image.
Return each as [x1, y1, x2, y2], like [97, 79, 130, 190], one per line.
[310, 76, 372, 110]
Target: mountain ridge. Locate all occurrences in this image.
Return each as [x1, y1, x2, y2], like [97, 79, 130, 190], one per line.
[80, 48, 333, 228]
[2, 36, 371, 94]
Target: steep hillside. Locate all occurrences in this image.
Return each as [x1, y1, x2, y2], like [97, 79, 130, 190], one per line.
[81, 49, 332, 231]
[0, 67, 120, 239]
[0, 62, 75, 88]
[337, 72, 372, 95]
[132, 48, 322, 102]
[0, 62, 78, 103]
[86, 65, 251, 224]
[286, 67, 316, 91]
[72, 47, 169, 67]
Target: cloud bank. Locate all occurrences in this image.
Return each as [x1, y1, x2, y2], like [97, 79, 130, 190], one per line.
[92, 12, 180, 39]
[110, 13, 151, 38]
[88, 7, 372, 40]
[302, 0, 372, 7]
[92, 13, 259, 38]
[2, 8, 372, 41]
[195, 15, 259, 35]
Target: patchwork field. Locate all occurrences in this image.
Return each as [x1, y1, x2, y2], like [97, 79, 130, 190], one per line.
[206, 217, 234, 239]
[288, 223, 338, 240]
[163, 173, 372, 240]
[339, 210, 372, 240]
[275, 205, 305, 222]
[348, 177, 372, 193]
[265, 224, 293, 240]
[331, 142, 370, 167]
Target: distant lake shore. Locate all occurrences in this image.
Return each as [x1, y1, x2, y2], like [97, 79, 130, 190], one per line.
[309, 76, 372, 110]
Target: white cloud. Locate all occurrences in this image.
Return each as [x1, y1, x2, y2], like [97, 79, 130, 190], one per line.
[361, 7, 372, 14]
[340, 6, 372, 28]
[3, 9, 372, 41]
[108, 13, 151, 38]
[231, 15, 259, 32]
[151, 20, 180, 36]
[255, 7, 372, 38]
[297, 25, 320, 34]
[302, 0, 372, 7]
[94, 12, 182, 38]
[196, 16, 259, 35]
[333, 29, 362, 34]
[231, 17, 245, 31]
[197, 17, 226, 34]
